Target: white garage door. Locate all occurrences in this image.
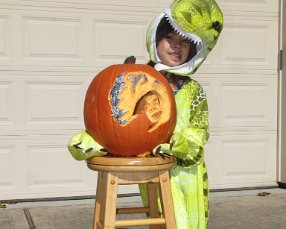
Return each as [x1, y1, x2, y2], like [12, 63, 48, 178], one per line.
[0, 0, 279, 200]
[203, 0, 279, 189]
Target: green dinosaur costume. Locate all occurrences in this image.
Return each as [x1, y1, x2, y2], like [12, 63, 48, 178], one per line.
[140, 0, 223, 228]
[67, 0, 223, 228]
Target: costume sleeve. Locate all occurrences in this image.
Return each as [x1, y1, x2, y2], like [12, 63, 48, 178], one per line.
[160, 84, 209, 167]
[68, 131, 107, 160]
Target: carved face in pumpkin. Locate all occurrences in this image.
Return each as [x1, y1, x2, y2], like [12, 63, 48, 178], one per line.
[84, 64, 176, 156]
[135, 92, 162, 126]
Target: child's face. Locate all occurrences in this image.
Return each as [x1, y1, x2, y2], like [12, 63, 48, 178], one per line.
[157, 31, 191, 67]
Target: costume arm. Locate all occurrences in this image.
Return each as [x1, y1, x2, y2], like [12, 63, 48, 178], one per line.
[68, 131, 107, 160]
[159, 84, 209, 167]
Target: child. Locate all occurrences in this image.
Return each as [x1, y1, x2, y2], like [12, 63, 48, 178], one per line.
[139, 1, 223, 228]
[139, 18, 210, 229]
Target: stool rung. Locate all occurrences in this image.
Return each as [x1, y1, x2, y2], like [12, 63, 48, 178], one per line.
[116, 207, 149, 214]
[115, 218, 165, 227]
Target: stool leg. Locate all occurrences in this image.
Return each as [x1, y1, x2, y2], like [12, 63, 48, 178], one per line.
[148, 183, 162, 229]
[94, 171, 104, 229]
[101, 172, 118, 229]
[148, 183, 160, 218]
[159, 171, 176, 229]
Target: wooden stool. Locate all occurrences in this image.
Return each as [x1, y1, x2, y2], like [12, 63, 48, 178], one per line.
[86, 156, 177, 229]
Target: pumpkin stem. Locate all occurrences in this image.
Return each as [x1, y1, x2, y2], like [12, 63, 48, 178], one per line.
[123, 56, 136, 64]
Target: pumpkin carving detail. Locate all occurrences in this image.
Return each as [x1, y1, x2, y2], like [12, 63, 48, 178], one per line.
[84, 64, 176, 156]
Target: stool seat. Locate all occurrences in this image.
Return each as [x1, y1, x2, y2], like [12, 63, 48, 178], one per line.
[87, 156, 177, 229]
[87, 156, 177, 172]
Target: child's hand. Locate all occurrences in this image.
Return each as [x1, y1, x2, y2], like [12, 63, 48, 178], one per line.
[68, 131, 107, 160]
[152, 133, 189, 160]
[152, 144, 172, 158]
[169, 132, 189, 158]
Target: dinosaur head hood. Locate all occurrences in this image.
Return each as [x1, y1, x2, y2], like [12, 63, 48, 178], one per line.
[146, 0, 223, 76]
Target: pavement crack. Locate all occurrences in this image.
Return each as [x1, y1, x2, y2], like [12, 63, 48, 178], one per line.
[24, 208, 36, 229]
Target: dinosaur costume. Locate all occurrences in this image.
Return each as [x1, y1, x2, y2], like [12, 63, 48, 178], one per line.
[141, 0, 223, 228]
[68, 0, 223, 228]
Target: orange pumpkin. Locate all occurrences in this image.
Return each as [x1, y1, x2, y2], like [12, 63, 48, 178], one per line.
[84, 64, 176, 156]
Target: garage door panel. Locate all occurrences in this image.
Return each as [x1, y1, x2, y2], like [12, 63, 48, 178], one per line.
[7, 0, 174, 13]
[200, 76, 277, 131]
[0, 81, 17, 127]
[93, 21, 147, 62]
[221, 19, 277, 68]
[206, 133, 277, 189]
[0, 145, 16, 189]
[200, 17, 278, 73]
[0, 74, 90, 132]
[23, 158, 97, 199]
[24, 80, 83, 127]
[0, 141, 29, 198]
[218, 0, 278, 12]
[220, 134, 277, 187]
[0, 137, 98, 200]
[0, 15, 12, 61]
[219, 79, 277, 129]
[22, 16, 84, 62]
[26, 143, 85, 187]
[204, 138, 220, 186]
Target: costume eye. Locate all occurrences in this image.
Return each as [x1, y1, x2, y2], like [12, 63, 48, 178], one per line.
[212, 21, 221, 31]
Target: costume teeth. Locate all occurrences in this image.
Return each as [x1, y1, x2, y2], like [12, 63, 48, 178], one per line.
[163, 8, 203, 50]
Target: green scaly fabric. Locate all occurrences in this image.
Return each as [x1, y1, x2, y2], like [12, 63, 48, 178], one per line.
[139, 79, 209, 229]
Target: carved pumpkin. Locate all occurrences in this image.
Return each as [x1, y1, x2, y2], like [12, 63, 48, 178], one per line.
[84, 64, 176, 156]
